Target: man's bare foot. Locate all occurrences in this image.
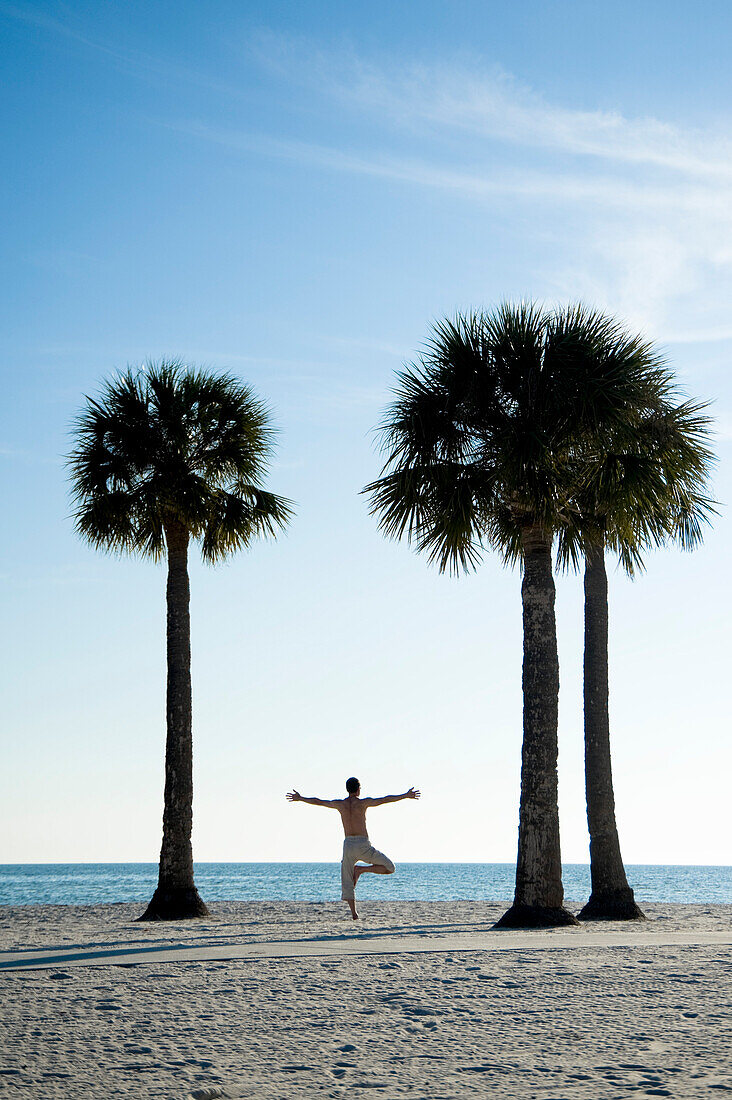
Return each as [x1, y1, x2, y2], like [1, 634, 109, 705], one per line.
[353, 864, 364, 887]
[346, 900, 359, 920]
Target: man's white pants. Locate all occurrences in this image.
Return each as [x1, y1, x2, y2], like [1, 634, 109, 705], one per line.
[341, 836, 395, 900]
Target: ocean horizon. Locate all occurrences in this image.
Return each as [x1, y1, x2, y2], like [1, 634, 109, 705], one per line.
[1, 862, 730, 907]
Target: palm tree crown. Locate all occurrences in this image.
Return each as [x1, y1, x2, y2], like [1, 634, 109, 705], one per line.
[366, 303, 665, 570]
[69, 359, 292, 558]
[557, 397, 716, 574]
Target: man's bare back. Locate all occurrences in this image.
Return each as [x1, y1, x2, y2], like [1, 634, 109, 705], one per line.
[286, 777, 420, 919]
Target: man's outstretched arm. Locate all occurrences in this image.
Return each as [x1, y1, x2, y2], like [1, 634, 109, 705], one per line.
[365, 787, 421, 807]
[286, 790, 340, 808]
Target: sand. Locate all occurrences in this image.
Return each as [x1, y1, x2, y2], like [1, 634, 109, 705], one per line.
[1, 901, 731, 1098]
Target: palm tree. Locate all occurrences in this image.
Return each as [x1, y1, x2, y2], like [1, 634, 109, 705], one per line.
[68, 361, 292, 920]
[558, 396, 715, 920]
[365, 303, 658, 928]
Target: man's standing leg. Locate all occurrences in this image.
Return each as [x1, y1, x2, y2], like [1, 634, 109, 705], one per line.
[341, 840, 360, 920]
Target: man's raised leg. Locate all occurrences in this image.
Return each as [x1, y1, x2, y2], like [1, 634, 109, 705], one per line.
[353, 863, 393, 886]
[354, 848, 395, 887]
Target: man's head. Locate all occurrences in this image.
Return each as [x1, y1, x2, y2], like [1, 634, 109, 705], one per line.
[346, 777, 360, 795]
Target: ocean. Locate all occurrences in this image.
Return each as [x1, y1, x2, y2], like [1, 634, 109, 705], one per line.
[1, 863, 730, 907]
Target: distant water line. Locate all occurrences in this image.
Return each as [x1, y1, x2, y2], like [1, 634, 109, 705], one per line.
[1, 863, 731, 907]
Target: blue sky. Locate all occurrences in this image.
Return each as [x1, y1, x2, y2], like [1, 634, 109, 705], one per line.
[1, 1, 730, 868]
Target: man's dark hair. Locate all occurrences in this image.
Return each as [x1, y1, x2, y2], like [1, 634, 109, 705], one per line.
[346, 777, 360, 794]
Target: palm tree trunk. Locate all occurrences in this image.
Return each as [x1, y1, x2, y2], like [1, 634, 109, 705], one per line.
[496, 526, 577, 928]
[139, 522, 208, 921]
[578, 543, 644, 921]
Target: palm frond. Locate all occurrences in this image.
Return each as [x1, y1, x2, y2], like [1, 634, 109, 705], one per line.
[200, 487, 294, 563]
[365, 461, 497, 574]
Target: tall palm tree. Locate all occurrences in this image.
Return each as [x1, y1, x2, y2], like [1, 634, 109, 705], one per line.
[365, 303, 657, 928]
[68, 361, 292, 920]
[558, 397, 715, 920]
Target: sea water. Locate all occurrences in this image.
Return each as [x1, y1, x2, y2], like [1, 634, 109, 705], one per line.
[1, 863, 731, 906]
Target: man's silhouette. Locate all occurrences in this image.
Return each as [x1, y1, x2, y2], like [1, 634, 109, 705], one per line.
[287, 777, 420, 919]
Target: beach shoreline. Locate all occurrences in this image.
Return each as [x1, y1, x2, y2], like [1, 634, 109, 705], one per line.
[1, 902, 731, 1098]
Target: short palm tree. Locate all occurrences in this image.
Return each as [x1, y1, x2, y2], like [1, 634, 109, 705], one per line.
[365, 303, 658, 928]
[68, 361, 292, 920]
[558, 395, 715, 920]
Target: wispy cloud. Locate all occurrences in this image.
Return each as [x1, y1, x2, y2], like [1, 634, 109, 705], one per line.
[175, 113, 732, 343]
[233, 37, 732, 345]
[252, 35, 732, 182]
[353, 69, 732, 182]
[174, 118, 732, 219]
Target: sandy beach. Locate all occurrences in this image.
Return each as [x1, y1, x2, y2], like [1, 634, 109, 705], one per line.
[1, 901, 731, 1099]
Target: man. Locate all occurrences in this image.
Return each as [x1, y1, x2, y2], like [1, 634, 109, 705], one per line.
[286, 778, 420, 919]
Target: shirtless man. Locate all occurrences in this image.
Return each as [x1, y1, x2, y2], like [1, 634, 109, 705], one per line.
[286, 778, 420, 919]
